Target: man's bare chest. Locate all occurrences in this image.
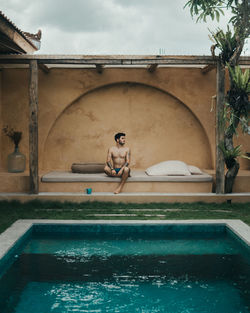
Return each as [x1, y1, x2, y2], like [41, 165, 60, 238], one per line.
[112, 148, 127, 158]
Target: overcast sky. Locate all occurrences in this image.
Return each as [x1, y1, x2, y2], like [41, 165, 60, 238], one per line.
[1, 0, 249, 55]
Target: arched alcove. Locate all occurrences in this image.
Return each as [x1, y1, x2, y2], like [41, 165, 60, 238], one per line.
[42, 82, 212, 171]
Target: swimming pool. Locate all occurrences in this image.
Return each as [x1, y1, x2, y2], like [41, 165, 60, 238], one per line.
[0, 220, 250, 313]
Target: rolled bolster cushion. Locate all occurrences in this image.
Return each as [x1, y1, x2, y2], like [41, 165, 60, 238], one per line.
[71, 163, 105, 173]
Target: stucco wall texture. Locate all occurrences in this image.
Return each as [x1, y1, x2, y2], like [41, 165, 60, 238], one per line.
[0, 66, 249, 172]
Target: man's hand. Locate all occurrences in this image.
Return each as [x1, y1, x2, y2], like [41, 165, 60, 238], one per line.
[111, 169, 116, 176]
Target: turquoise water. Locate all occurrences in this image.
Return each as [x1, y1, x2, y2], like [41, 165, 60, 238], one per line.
[0, 224, 249, 312]
[22, 235, 244, 257]
[14, 280, 247, 313]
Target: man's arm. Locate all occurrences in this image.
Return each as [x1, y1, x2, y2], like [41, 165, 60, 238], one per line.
[124, 148, 130, 167]
[106, 148, 114, 170]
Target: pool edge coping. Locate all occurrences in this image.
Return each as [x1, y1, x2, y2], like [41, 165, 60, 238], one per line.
[0, 219, 249, 262]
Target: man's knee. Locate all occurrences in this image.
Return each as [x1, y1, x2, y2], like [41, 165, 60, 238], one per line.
[104, 165, 113, 176]
[104, 165, 109, 172]
[123, 167, 130, 174]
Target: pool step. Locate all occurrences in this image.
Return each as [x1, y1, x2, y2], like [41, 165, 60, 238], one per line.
[0, 192, 250, 203]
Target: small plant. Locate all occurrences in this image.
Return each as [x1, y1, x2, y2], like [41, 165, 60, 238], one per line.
[2, 126, 22, 148]
[219, 143, 250, 168]
[228, 65, 250, 95]
[209, 27, 238, 63]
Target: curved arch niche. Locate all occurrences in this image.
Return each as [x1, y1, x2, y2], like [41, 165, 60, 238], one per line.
[42, 82, 212, 171]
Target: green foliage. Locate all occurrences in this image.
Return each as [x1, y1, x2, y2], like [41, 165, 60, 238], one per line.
[184, 0, 223, 21]
[226, 65, 250, 128]
[184, 0, 245, 22]
[184, 0, 250, 42]
[185, 0, 250, 64]
[219, 142, 250, 168]
[209, 27, 238, 63]
[219, 143, 241, 168]
[228, 65, 250, 92]
[229, 1, 250, 38]
[185, 0, 249, 191]
[219, 142, 242, 158]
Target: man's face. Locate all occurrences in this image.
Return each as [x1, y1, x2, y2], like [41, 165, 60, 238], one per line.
[118, 136, 126, 145]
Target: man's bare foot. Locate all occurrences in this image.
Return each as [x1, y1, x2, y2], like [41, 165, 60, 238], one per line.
[114, 187, 122, 194]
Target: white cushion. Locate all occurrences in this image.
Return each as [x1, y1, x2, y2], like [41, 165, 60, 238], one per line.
[145, 160, 191, 176]
[188, 165, 203, 175]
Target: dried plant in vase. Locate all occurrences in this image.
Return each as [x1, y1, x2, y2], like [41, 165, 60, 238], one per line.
[2, 126, 22, 149]
[2, 126, 26, 173]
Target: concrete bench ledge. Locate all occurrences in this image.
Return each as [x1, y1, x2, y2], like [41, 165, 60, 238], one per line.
[41, 170, 213, 183]
[1, 192, 250, 203]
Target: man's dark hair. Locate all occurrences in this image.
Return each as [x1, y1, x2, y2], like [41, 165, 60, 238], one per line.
[114, 132, 125, 142]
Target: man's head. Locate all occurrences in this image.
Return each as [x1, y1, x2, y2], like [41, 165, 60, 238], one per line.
[114, 132, 126, 145]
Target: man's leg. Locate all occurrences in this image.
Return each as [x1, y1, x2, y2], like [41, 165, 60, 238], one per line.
[104, 165, 116, 177]
[114, 167, 130, 194]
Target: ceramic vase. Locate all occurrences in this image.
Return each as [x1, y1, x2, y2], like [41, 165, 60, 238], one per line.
[8, 146, 26, 173]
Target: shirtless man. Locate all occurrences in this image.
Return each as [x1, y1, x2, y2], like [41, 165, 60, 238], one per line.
[104, 132, 130, 194]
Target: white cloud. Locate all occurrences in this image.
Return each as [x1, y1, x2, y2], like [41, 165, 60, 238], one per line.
[1, 0, 249, 55]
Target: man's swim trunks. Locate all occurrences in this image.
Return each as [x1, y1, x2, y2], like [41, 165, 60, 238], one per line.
[115, 168, 121, 174]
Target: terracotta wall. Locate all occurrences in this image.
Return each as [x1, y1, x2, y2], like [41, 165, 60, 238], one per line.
[0, 66, 249, 172]
[1, 69, 29, 170]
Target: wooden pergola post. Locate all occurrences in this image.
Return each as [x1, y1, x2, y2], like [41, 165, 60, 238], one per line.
[29, 59, 39, 194]
[215, 60, 225, 194]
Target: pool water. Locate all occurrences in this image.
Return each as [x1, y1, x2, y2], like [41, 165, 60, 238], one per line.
[0, 224, 249, 313]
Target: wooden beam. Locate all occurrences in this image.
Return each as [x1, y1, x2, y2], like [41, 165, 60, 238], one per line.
[0, 55, 216, 65]
[95, 64, 103, 74]
[201, 64, 216, 74]
[29, 60, 39, 194]
[0, 54, 248, 66]
[215, 60, 225, 194]
[147, 64, 158, 73]
[39, 63, 50, 74]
